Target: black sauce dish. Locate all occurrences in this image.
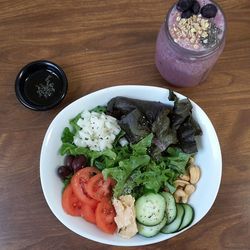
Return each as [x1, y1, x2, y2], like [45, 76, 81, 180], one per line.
[15, 60, 68, 111]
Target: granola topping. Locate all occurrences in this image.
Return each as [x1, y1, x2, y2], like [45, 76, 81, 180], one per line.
[169, 1, 224, 51]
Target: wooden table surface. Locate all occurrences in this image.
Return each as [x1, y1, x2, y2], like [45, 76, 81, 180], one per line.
[0, 0, 250, 249]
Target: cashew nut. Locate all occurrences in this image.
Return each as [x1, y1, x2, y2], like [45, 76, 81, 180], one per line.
[173, 158, 201, 203]
[174, 179, 190, 187]
[180, 174, 190, 182]
[174, 193, 181, 203]
[174, 188, 189, 203]
[184, 184, 196, 196]
[182, 194, 188, 203]
[189, 157, 195, 165]
[189, 165, 201, 184]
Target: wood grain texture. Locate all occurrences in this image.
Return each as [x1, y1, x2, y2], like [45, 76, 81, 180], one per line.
[0, 0, 250, 249]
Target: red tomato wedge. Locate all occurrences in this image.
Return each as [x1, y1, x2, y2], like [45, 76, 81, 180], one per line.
[71, 167, 100, 208]
[81, 204, 96, 224]
[95, 200, 117, 234]
[85, 173, 113, 201]
[62, 184, 82, 216]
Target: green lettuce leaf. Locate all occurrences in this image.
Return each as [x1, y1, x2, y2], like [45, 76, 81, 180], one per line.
[90, 105, 107, 113]
[165, 181, 177, 194]
[63, 174, 73, 191]
[61, 127, 74, 144]
[113, 130, 126, 147]
[59, 143, 116, 166]
[102, 155, 150, 197]
[59, 142, 76, 155]
[166, 147, 191, 174]
[131, 133, 153, 155]
[69, 113, 82, 134]
[59, 104, 192, 199]
[132, 161, 178, 194]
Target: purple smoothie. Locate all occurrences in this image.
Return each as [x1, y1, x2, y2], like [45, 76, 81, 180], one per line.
[155, 0, 226, 87]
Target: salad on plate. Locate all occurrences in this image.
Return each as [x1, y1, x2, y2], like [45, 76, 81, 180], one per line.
[57, 90, 202, 239]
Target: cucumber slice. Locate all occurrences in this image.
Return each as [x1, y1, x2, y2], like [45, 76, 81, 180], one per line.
[161, 192, 177, 224]
[161, 204, 185, 234]
[137, 216, 168, 237]
[135, 193, 166, 226]
[179, 204, 194, 231]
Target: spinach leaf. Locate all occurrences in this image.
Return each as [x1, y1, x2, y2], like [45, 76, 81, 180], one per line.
[151, 109, 178, 158]
[168, 90, 177, 101]
[177, 118, 199, 153]
[168, 91, 202, 154]
[107, 96, 168, 123]
[171, 98, 193, 130]
[118, 108, 151, 144]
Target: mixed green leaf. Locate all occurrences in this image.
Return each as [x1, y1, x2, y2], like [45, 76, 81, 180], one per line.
[107, 92, 202, 154]
[59, 91, 202, 199]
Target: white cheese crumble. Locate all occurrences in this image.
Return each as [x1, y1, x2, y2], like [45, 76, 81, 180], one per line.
[73, 110, 121, 151]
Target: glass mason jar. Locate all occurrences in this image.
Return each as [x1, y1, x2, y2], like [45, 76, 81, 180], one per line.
[155, 0, 226, 87]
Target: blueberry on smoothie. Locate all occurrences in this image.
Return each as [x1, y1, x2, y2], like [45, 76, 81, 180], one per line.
[181, 9, 193, 19]
[176, 0, 194, 12]
[201, 4, 218, 18]
[191, 1, 200, 15]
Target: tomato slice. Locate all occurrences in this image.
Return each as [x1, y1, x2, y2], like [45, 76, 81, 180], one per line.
[85, 173, 113, 201]
[81, 204, 96, 224]
[71, 167, 100, 208]
[62, 184, 82, 216]
[95, 200, 117, 234]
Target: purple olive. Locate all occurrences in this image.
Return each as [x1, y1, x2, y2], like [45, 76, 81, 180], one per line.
[57, 165, 73, 180]
[64, 155, 75, 168]
[71, 155, 87, 173]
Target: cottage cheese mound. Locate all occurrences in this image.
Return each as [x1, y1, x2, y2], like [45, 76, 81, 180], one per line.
[73, 110, 121, 151]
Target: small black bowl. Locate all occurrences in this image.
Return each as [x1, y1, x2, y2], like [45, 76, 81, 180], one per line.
[15, 60, 68, 111]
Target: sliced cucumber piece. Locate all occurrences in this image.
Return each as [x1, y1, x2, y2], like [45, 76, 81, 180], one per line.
[161, 192, 177, 224]
[137, 216, 168, 237]
[161, 204, 185, 234]
[135, 193, 166, 226]
[179, 204, 194, 231]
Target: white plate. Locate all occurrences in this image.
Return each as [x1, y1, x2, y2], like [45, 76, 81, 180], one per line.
[40, 85, 222, 246]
